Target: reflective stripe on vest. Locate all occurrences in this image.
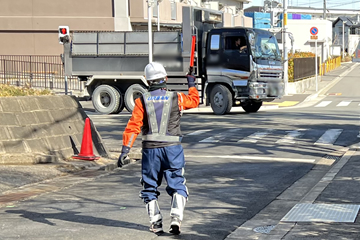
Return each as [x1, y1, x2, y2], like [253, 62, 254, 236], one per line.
[142, 91, 180, 142]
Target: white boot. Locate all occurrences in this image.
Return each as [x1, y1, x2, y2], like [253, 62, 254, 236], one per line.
[146, 200, 163, 233]
[169, 193, 187, 235]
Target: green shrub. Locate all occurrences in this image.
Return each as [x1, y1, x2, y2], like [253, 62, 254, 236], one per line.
[288, 51, 315, 82]
[0, 84, 53, 97]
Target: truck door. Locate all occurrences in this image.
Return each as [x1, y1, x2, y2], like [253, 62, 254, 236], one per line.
[222, 32, 250, 72]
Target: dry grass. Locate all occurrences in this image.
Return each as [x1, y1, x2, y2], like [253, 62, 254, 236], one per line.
[0, 84, 53, 97]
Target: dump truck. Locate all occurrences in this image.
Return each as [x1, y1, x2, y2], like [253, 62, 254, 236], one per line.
[59, 6, 284, 115]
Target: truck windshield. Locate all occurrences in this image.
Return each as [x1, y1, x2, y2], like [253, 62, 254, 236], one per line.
[253, 32, 281, 61]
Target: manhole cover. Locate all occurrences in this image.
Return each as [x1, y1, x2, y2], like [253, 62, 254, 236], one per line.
[253, 225, 276, 234]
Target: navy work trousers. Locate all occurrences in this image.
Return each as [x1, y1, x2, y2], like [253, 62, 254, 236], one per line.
[140, 144, 188, 204]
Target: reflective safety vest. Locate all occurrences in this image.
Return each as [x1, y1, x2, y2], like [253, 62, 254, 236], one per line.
[142, 90, 181, 142]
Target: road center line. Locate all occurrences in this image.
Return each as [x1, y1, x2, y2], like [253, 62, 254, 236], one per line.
[185, 155, 315, 163]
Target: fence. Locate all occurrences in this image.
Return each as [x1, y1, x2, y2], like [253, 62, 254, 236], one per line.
[1, 55, 343, 92]
[0, 55, 83, 94]
[291, 56, 342, 81]
[319, 56, 342, 75]
[292, 57, 320, 81]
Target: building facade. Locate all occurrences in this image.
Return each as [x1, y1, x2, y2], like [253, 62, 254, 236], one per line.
[0, 0, 252, 56]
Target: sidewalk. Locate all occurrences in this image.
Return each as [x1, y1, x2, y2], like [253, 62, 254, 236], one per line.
[224, 147, 360, 239]
[264, 61, 358, 108]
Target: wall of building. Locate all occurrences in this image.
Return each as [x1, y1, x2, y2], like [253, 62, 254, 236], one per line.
[223, 12, 253, 27]
[333, 21, 350, 51]
[0, 0, 253, 56]
[286, 19, 333, 61]
[114, 0, 132, 31]
[0, 0, 114, 55]
[348, 35, 360, 55]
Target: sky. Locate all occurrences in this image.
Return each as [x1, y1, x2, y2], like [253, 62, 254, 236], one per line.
[245, 0, 360, 9]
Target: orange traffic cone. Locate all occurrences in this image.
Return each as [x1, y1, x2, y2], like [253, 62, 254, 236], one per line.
[73, 118, 100, 161]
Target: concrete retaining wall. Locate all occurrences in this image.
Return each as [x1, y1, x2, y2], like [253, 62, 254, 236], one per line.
[287, 76, 316, 94]
[0, 95, 108, 164]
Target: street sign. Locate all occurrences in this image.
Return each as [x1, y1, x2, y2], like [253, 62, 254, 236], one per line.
[310, 27, 318, 36]
[309, 26, 319, 92]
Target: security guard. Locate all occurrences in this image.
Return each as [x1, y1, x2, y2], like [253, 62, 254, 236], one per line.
[118, 62, 199, 235]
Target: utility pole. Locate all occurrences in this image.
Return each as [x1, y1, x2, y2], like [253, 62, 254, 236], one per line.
[157, 1, 160, 31]
[147, 0, 154, 63]
[157, 0, 163, 31]
[283, 0, 288, 95]
[323, 0, 326, 19]
[343, 21, 347, 60]
[270, 0, 273, 29]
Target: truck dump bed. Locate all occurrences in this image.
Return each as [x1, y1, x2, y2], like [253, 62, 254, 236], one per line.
[64, 31, 194, 77]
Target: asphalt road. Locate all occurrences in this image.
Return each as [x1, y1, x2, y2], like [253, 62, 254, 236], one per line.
[0, 65, 359, 239]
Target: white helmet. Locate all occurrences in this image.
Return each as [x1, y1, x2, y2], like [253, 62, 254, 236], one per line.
[144, 62, 167, 81]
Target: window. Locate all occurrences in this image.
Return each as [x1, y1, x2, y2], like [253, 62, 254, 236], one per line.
[224, 36, 247, 54]
[210, 35, 220, 50]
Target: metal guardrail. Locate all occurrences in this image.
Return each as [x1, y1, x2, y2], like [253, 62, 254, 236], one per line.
[319, 56, 341, 75]
[0, 55, 83, 94]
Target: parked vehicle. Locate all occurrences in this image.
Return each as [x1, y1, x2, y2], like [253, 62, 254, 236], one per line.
[59, 6, 284, 115]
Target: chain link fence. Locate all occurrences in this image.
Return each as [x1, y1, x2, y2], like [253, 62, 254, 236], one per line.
[0, 55, 84, 95]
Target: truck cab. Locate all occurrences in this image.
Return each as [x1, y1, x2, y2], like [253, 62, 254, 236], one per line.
[204, 28, 283, 114]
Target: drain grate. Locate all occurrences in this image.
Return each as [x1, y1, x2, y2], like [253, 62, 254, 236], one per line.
[281, 203, 360, 223]
[253, 225, 276, 234]
[323, 154, 342, 161]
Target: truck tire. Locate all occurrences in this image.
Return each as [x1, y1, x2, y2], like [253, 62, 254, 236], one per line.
[210, 84, 233, 115]
[242, 100, 262, 113]
[124, 84, 147, 112]
[112, 87, 125, 114]
[92, 85, 121, 114]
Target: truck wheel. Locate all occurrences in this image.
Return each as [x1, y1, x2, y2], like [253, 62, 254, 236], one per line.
[92, 85, 121, 114]
[124, 84, 147, 112]
[112, 87, 125, 114]
[210, 84, 233, 115]
[242, 101, 262, 113]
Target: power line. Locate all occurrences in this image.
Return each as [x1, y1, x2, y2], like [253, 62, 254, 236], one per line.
[293, 0, 323, 6]
[327, 0, 360, 7]
[291, 0, 360, 8]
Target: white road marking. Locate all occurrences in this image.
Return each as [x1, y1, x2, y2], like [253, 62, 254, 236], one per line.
[199, 128, 241, 143]
[315, 129, 343, 145]
[187, 130, 211, 136]
[336, 101, 352, 107]
[238, 129, 273, 143]
[276, 129, 306, 144]
[315, 101, 332, 107]
[185, 155, 315, 163]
